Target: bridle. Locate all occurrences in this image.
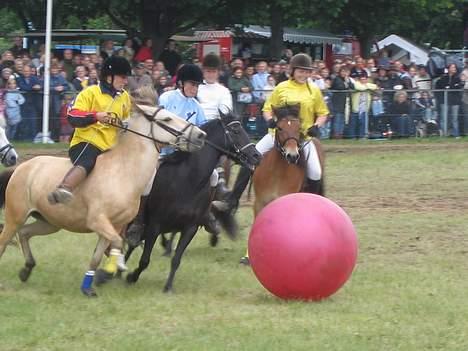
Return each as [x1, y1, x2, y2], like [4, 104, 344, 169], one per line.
[106, 107, 202, 152]
[275, 118, 303, 164]
[204, 119, 256, 170]
[0, 143, 14, 164]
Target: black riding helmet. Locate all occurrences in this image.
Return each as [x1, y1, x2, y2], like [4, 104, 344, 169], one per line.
[177, 64, 204, 85]
[100, 56, 132, 81]
[202, 53, 222, 70]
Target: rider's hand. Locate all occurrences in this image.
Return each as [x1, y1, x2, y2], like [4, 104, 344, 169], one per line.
[96, 112, 110, 123]
[267, 118, 276, 129]
[307, 125, 320, 138]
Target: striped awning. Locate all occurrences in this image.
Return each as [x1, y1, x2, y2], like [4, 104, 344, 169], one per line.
[243, 25, 342, 45]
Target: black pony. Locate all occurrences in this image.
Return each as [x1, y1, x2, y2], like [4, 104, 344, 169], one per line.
[121, 112, 261, 292]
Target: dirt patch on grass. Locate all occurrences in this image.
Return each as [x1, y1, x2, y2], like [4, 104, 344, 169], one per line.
[323, 140, 468, 154]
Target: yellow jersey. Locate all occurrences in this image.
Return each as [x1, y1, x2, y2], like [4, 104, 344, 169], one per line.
[263, 79, 329, 137]
[69, 85, 131, 151]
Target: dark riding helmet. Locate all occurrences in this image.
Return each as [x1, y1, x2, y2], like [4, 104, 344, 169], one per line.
[100, 56, 132, 80]
[289, 53, 313, 71]
[202, 53, 222, 69]
[177, 64, 204, 85]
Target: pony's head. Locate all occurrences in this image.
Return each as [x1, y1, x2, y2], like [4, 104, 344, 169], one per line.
[131, 86, 206, 152]
[218, 109, 261, 170]
[273, 104, 301, 164]
[0, 127, 18, 167]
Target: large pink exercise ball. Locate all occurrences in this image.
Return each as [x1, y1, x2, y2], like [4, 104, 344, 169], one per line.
[248, 193, 358, 301]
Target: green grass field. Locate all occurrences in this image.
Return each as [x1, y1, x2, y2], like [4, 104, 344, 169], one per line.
[1, 139, 468, 351]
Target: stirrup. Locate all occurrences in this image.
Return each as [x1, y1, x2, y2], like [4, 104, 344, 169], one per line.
[47, 187, 74, 205]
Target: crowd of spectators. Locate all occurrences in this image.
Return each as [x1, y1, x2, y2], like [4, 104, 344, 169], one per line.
[1, 35, 467, 143]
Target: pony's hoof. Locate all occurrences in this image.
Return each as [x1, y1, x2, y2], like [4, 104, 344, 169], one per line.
[210, 233, 219, 247]
[163, 285, 173, 294]
[81, 287, 97, 297]
[162, 250, 172, 257]
[239, 256, 250, 266]
[94, 269, 113, 286]
[126, 272, 138, 284]
[18, 267, 32, 282]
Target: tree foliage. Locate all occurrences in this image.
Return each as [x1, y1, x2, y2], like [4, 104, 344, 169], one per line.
[1, 0, 466, 59]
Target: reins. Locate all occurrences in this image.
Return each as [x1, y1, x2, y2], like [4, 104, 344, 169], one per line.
[204, 120, 256, 169]
[0, 144, 14, 164]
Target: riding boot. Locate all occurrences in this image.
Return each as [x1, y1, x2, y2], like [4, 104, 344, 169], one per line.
[213, 166, 252, 214]
[126, 196, 148, 247]
[303, 179, 323, 196]
[47, 166, 88, 205]
[214, 165, 229, 201]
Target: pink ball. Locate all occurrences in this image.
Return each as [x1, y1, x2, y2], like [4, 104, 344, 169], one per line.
[248, 193, 358, 301]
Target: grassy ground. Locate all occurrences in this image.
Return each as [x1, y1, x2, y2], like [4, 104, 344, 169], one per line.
[1, 139, 468, 350]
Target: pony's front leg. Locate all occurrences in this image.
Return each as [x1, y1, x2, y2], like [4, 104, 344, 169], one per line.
[87, 217, 124, 287]
[80, 236, 108, 297]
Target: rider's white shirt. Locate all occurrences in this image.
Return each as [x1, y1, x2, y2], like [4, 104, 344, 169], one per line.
[197, 81, 233, 120]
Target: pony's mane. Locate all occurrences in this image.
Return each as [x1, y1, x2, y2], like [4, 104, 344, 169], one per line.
[273, 104, 300, 121]
[130, 85, 158, 108]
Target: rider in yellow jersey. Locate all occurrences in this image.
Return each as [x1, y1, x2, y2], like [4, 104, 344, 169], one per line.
[48, 56, 132, 205]
[216, 53, 329, 220]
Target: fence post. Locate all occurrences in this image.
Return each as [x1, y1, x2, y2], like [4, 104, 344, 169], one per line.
[443, 90, 448, 136]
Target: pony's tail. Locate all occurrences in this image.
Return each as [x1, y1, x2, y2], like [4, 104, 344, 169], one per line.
[0, 168, 16, 208]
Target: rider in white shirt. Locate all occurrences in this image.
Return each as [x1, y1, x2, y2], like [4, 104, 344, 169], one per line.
[197, 54, 233, 197]
[197, 53, 233, 119]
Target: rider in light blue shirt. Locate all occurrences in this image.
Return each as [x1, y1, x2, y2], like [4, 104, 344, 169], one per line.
[158, 64, 206, 155]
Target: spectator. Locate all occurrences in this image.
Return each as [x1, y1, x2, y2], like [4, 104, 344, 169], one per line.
[9, 36, 24, 58]
[72, 66, 88, 92]
[269, 62, 282, 84]
[244, 65, 255, 81]
[414, 65, 432, 91]
[0, 68, 13, 89]
[72, 54, 82, 68]
[17, 64, 42, 141]
[143, 58, 154, 74]
[127, 62, 153, 93]
[62, 49, 75, 82]
[461, 68, 468, 136]
[13, 58, 24, 78]
[277, 60, 289, 83]
[415, 90, 436, 122]
[100, 40, 115, 60]
[347, 74, 378, 139]
[4, 77, 25, 140]
[350, 57, 368, 79]
[435, 63, 462, 137]
[227, 66, 253, 118]
[49, 64, 69, 141]
[59, 94, 74, 142]
[154, 61, 169, 76]
[121, 38, 135, 62]
[135, 38, 153, 62]
[377, 49, 391, 68]
[88, 68, 99, 86]
[330, 66, 353, 138]
[263, 74, 276, 100]
[159, 40, 182, 77]
[365, 58, 376, 77]
[389, 90, 412, 137]
[251, 61, 269, 103]
[155, 75, 173, 96]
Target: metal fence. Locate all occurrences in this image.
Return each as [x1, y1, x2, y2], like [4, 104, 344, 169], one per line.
[2, 87, 467, 143]
[231, 88, 468, 139]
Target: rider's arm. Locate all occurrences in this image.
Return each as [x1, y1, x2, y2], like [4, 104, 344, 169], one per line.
[67, 89, 108, 127]
[312, 87, 330, 127]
